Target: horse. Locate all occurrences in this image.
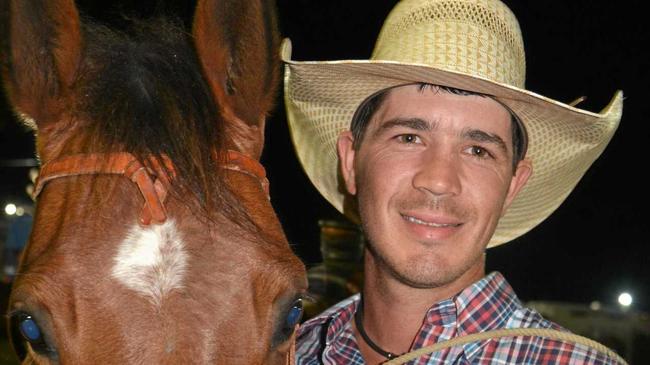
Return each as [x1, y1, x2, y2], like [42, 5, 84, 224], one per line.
[0, 0, 307, 363]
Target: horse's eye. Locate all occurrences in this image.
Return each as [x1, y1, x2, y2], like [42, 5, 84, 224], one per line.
[10, 312, 57, 359]
[19, 315, 42, 342]
[285, 299, 304, 329]
[273, 298, 304, 347]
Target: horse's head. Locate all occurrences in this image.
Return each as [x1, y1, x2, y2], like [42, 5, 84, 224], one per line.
[1, 1, 307, 363]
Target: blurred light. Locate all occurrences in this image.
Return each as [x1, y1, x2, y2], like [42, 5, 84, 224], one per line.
[16, 207, 25, 216]
[4, 203, 17, 215]
[589, 301, 601, 311]
[618, 292, 633, 307]
[26, 184, 34, 198]
[29, 167, 39, 184]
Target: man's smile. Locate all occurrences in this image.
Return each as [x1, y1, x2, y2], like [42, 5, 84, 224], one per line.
[399, 211, 465, 241]
[400, 213, 462, 228]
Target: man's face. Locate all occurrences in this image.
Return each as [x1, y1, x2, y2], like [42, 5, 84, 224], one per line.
[338, 84, 531, 289]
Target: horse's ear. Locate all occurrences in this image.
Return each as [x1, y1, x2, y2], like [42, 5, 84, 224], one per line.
[0, 0, 82, 130]
[193, 0, 280, 159]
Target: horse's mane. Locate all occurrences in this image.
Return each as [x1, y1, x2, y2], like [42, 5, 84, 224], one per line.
[76, 16, 243, 221]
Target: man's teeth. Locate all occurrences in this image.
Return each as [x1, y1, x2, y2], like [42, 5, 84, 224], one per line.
[404, 215, 458, 227]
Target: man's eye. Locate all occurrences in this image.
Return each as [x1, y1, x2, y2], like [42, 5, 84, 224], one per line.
[397, 134, 420, 144]
[467, 146, 492, 158]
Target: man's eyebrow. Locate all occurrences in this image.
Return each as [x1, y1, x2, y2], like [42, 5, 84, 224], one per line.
[462, 128, 509, 153]
[373, 117, 434, 136]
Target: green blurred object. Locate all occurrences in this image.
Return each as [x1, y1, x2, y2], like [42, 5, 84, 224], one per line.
[303, 219, 365, 321]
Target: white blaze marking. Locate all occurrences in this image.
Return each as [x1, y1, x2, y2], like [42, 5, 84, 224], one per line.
[112, 220, 188, 305]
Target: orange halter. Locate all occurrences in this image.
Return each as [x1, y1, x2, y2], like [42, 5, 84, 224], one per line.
[33, 150, 269, 225]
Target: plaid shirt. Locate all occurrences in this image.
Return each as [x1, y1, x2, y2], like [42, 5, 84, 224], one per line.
[296, 272, 623, 364]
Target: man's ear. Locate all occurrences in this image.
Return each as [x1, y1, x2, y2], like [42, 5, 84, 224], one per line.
[337, 131, 357, 195]
[501, 158, 533, 216]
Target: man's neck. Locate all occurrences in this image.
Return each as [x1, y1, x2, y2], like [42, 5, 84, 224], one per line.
[353, 252, 485, 364]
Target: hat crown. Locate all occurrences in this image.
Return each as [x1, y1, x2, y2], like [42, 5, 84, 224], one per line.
[372, 0, 526, 88]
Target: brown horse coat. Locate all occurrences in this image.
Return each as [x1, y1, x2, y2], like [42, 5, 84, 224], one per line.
[1, 0, 306, 363]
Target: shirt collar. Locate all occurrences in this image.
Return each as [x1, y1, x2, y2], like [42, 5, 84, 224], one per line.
[454, 271, 521, 335]
[418, 271, 520, 330]
[324, 294, 360, 345]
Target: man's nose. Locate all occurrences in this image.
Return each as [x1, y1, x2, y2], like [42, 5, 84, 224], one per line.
[412, 148, 462, 197]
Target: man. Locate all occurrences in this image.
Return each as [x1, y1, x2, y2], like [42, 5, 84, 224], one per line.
[282, 0, 624, 363]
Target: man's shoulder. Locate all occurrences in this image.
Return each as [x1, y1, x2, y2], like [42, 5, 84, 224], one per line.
[486, 305, 625, 364]
[506, 303, 562, 330]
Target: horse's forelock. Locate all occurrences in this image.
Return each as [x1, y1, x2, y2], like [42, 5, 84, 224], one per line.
[74, 17, 253, 226]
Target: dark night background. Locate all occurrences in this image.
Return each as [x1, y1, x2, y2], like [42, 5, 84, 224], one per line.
[0, 0, 648, 314]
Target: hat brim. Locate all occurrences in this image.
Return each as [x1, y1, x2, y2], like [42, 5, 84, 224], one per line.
[283, 56, 623, 248]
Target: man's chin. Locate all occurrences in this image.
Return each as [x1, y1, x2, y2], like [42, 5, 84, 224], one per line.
[392, 267, 461, 289]
[379, 253, 460, 288]
[376, 249, 483, 290]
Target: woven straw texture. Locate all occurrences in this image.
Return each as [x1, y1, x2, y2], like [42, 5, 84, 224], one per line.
[283, 0, 623, 247]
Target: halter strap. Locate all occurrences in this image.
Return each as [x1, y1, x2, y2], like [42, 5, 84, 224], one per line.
[286, 325, 299, 365]
[33, 150, 269, 225]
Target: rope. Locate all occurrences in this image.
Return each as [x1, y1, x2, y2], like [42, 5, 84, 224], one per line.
[383, 328, 628, 365]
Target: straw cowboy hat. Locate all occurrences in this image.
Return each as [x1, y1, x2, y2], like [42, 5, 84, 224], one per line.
[282, 0, 623, 247]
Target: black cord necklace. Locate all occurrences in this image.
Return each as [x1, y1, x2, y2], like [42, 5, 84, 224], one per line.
[354, 298, 400, 360]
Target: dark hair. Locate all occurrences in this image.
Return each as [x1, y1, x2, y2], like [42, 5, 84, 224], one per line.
[350, 83, 527, 171]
